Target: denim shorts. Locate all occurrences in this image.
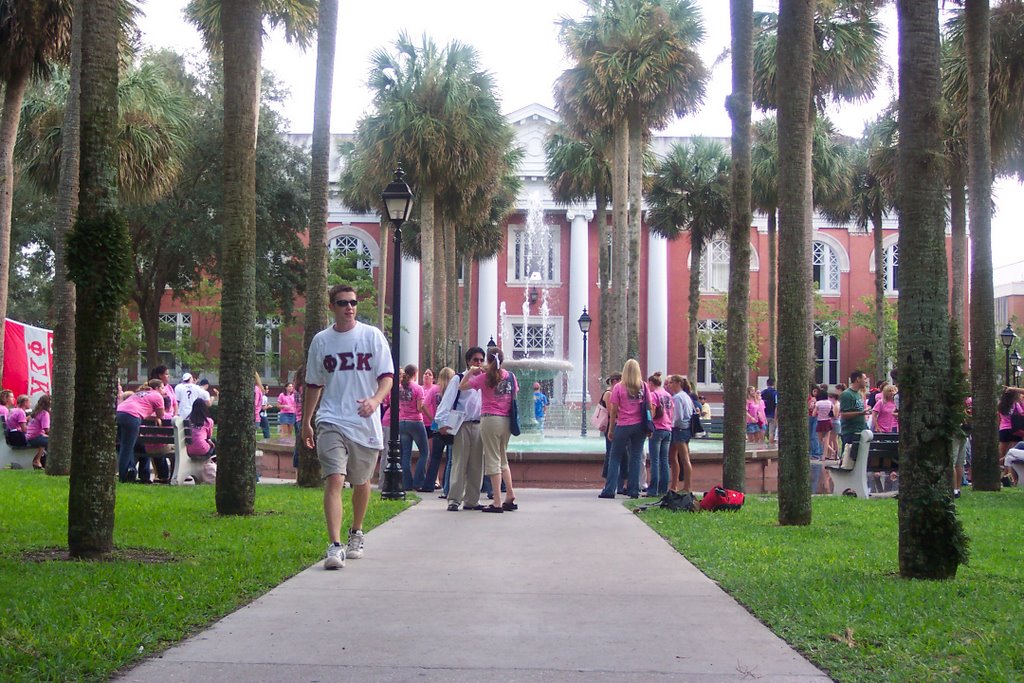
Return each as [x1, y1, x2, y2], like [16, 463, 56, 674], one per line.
[278, 412, 296, 425]
[746, 423, 761, 434]
[671, 427, 692, 443]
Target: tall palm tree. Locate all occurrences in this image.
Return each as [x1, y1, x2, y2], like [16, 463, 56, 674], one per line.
[894, 0, 968, 579]
[66, 0, 130, 558]
[774, 0, 815, 527]
[723, 0, 753, 492]
[646, 138, 730, 379]
[0, 0, 72, 379]
[297, 0, 337, 489]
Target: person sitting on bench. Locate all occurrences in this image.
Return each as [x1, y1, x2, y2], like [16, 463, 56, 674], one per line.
[185, 398, 217, 483]
[5, 394, 30, 447]
[26, 394, 51, 470]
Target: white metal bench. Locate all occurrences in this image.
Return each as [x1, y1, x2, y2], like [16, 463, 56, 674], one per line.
[0, 439, 36, 470]
[825, 430, 900, 499]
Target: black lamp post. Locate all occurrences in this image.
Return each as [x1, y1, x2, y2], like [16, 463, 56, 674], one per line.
[577, 307, 591, 437]
[380, 166, 414, 501]
[1001, 322, 1017, 386]
[1012, 350, 1022, 386]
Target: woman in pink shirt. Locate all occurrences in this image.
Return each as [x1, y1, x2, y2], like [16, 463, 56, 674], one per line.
[747, 386, 768, 446]
[873, 384, 899, 433]
[116, 379, 165, 482]
[600, 359, 655, 499]
[5, 394, 30, 447]
[461, 348, 519, 512]
[277, 383, 297, 438]
[186, 398, 217, 459]
[0, 389, 12, 423]
[397, 365, 430, 490]
[26, 394, 51, 469]
[417, 367, 454, 493]
[647, 373, 674, 497]
[812, 390, 834, 455]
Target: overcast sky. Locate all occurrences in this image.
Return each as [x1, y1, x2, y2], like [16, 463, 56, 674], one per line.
[138, 0, 1023, 280]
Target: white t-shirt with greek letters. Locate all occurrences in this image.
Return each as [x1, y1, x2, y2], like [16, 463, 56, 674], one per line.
[305, 321, 394, 449]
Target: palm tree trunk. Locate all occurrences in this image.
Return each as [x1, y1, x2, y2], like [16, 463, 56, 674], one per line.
[966, 0, 999, 491]
[895, 0, 966, 579]
[872, 206, 886, 383]
[949, 166, 968, 344]
[419, 185, 436, 369]
[596, 190, 610, 379]
[67, 0, 129, 559]
[47, 3, 83, 477]
[432, 213, 446, 364]
[687, 235, 704, 377]
[138, 298, 161, 368]
[461, 258, 473, 355]
[626, 107, 643, 361]
[215, 0, 263, 516]
[775, 0, 814, 527]
[610, 116, 629, 371]
[766, 209, 777, 381]
[298, 0, 337, 488]
[445, 219, 458, 367]
[0, 66, 31, 377]
[723, 0, 754, 492]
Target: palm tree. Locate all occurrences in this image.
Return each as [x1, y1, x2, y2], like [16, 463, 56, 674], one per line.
[774, 0, 815, 527]
[66, 0, 130, 558]
[894, 0, 968, 579]
[558, 0, 708, 370]
[723, 0, 753, 492]
[646, 138, 730, 379]
[297, 0, 337, 489]
[0, 0, 72, 381]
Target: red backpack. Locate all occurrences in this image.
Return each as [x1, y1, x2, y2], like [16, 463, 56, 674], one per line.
[700, 486, 745, 511]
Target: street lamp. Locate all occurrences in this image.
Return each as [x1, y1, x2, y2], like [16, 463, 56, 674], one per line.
[1012, 349, 1022, 386]
[380, 166, 414, 501]
[577, 307, 592, 437]
[1001, 322, 1017, 385]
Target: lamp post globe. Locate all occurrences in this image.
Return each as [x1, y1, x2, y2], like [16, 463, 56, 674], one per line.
[380, 166, 413, 500]
[577, 308, 591, 437]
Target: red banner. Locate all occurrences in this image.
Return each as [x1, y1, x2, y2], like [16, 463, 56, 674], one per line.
[3, 319, 54, 401]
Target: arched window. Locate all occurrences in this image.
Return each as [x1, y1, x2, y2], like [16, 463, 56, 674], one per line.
[330, 233, 374, 273]
[696, 319, 723, 385]
[812, 240, 841, 294]
[699, 239, 730, 292]
[883, 243, 899, 293]
[814, 323, 840, 386]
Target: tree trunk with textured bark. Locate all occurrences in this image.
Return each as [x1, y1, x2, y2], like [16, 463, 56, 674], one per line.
[433, 212, 447, 365]
[966, 0, 999, 492]
[687, 235, 703, 377]
[949, 167, 967, 343]
[723, 0, 753, 492]
[298, 0, 337, 488]
[871, 205, 886, 383]
[47, 2, 83, 477]
[626, 106, 643, 361]
[895, 0, 968, 579]
[0, 67, 30, 377]
[419, 185, 436, 370]
[775, 0, 814, 527]
[610, 117, 629, 372]
[67, 0, 131, 558]
[445, 218, 458, 368]
[596, 190, 610, 379]
[215, 0, 262, 516]
[766, 209, 777, 381]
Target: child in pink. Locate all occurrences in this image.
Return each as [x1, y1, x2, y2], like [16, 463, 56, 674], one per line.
[26, 394, 51, 468]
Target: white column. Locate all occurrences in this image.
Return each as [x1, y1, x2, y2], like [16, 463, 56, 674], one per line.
[477, 256, 498, 349]
[566, 207, 593, 402]
[399, 257, 420, 367]
[646, 230, 668, 375]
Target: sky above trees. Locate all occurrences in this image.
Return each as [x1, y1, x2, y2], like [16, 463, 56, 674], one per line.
[136, 0, 1024, 278]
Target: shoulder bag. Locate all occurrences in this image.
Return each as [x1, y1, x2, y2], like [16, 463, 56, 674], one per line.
[642, 386, 656, 434]
[509, 372, 521, 436]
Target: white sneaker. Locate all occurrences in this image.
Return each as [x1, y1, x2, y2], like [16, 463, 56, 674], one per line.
[346, 529, 365, 560]
[324, 542, 346, 569]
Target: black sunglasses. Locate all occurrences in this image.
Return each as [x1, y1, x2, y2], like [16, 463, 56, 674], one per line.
[333, 299, 358, 307]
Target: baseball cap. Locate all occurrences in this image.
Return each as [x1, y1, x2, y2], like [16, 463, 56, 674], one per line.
[181, 372, 193, 382]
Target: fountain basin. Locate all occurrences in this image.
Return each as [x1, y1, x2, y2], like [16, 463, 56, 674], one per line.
[503, 358, 574, 433]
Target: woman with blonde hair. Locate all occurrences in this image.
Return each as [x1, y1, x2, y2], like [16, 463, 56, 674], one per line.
[600, 359, 654, 499]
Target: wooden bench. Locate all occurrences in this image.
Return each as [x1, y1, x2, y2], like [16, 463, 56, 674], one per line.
[703, 416, 724, 438]
[825, 430, 900, 498]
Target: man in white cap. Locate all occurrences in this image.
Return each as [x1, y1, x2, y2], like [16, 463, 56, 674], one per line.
[175, 373, 206, 420]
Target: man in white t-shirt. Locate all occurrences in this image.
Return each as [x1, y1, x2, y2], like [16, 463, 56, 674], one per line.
[174, 373, 209, 420]
[302, 284, 394, 570]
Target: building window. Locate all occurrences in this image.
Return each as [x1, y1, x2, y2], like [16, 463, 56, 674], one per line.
[256, 317, 282, 382]
[696, 319, 723, 385]
[883, 243, 899, 293]
[814, 323, 840, 386]
[510, 226, 559, 283]
[699, 239, 729, 293]
[330, 233, 373, 272]
[512, 322, 556, 359]
[156, 312, 191, 374]
[813, 240, 841, 294]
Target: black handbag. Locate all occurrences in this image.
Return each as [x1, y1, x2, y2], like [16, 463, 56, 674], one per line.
[642, 386, 656, 434]
[509, 373, 521, 436]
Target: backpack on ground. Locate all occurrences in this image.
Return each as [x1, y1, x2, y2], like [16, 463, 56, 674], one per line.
[699, 486, 745, 511]
[634, 489, 697, 513]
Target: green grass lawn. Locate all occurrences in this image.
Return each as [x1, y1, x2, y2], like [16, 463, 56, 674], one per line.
[631, 489, 1024, 682]
[0, 471, 410, 682]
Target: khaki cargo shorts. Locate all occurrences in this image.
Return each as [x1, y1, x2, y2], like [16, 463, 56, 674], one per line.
[316, 422, 380, 484]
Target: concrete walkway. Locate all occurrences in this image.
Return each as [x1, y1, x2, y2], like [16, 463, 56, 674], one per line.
[120, 489, 828, 682]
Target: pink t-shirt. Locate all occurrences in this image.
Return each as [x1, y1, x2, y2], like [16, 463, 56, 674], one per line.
[874, 397, 898, 433]
[747, 399, 766, 425]
[254, 384, 263, 424]
[116, 391, 164, 420]
[653, 387, 674, 431]
[0, 405, 8, 421]
[999, 400, 1023, 430]
[815, 399, 833, 423]
[186, 417, 215, 457]
[26, 411, 50, 440]
[160, 384, 177, 415]
[423, 384, 442, 425]
[277, 391, 296, 414]
[398, 381, 425, 422]
[609, 382, 649, 427]
[6, 407, 26, 431]
[467, 369, 517, 417]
